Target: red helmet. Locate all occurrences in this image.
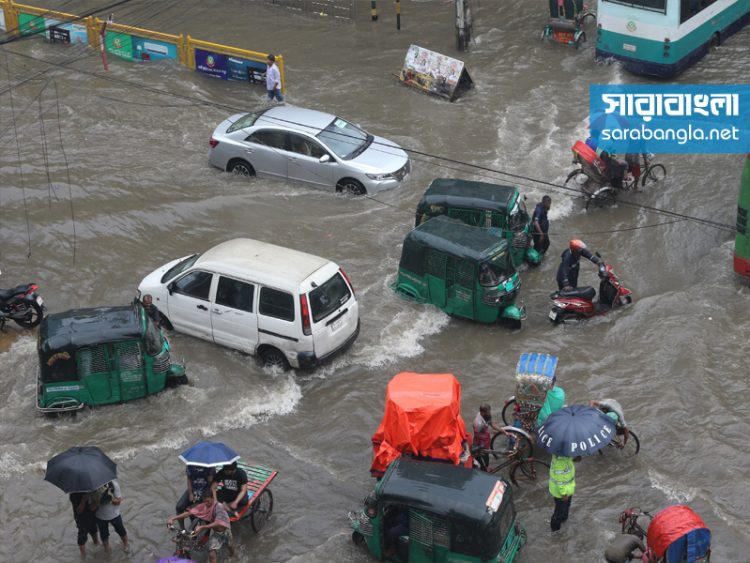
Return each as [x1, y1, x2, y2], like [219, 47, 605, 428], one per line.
[569, 239, 587, 254]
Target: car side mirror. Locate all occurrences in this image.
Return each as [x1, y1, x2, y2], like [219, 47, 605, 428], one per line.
[319, 154, 331, 163]
[167, 282, 175, 295]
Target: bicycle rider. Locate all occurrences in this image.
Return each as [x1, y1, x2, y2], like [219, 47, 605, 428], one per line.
[472, 403, 507, 470]
[589, 398, 630, 445]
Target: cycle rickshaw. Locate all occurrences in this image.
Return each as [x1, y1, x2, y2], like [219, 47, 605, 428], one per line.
[541, 0, 596, 49]
[565, 140, 667, 209]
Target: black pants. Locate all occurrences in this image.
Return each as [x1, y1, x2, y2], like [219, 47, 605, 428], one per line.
[533, 232, 550, 254]
[96, 515, 127, 542]
[175, 489, 192, 515]
[551, 496, 572, 531]
[74, 512, 98, 546]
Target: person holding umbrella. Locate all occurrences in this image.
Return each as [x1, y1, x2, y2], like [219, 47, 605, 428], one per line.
[537, 405, 616, 532]
[44, 446, 121, 555]
[69, 492, 99, 556]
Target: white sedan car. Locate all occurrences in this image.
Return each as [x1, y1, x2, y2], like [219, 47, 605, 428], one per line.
[209, 105, 411, 195]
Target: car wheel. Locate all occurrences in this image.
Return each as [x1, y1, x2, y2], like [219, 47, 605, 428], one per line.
[227, 159, 255, 177]
[259, 347, 290, 370]
[336, 178, 366, 196]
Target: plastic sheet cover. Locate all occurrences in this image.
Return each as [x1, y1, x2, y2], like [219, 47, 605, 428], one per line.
[370, 372, 468, 477]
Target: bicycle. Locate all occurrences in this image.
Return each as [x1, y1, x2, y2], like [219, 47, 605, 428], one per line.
[167, 521, 210, 559]
[473, 427, 550, 489]
[501, 396, 641, 459]
[622, 153, 667, 191]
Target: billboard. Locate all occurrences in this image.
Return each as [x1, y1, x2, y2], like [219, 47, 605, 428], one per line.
[105, 31, 135, 61]
[195, 48, 228, 79]
[399, 44, 473, 101]
[45, 18, 88, 44]
[133, 37, 178, 61]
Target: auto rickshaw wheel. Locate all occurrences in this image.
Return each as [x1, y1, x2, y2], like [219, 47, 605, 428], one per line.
[352, 531, 366, 546]
[250, 489, 274, 533]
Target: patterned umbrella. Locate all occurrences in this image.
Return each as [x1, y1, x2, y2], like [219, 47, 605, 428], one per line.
[536, 405, 615, 457]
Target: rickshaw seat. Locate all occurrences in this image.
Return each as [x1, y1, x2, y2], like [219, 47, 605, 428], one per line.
[547, 18, 578, 31]
[558, 286, 596, 300]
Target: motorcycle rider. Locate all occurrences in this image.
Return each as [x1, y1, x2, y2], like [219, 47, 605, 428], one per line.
[557, 239, 605, 291]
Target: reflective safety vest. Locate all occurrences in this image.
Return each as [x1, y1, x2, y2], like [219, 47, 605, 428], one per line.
[548, 455, 576, 498]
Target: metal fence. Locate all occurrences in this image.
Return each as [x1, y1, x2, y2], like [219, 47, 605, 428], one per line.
[266, 0, 353, 20]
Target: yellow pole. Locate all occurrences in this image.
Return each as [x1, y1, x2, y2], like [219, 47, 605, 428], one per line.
[277, 54, 285, 94]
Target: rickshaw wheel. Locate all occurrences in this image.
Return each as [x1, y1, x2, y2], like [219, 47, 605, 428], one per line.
[251, 489, 274, 533]
[575, 32, 586, 49]
[490, 427, 533, 459]
[352, 531, 366, 546]
[510, 458, 551, 487]
[501, 398, 516, 427]
[640, 164, 666, 188]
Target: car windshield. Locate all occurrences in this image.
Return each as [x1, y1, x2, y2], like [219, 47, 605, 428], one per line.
[144, 316, 165, 356]
[226, 111, 264, 134]
[316, 117, 371, 160]
[160, 254, 200, 284]
[488, 249, 514, 278]
[308, 272, 351, 323]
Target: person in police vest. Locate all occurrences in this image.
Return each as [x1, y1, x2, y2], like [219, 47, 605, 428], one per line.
[549, 454, 578, 531]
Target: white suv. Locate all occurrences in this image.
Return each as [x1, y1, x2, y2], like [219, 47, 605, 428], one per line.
[137, 239, 360, 369]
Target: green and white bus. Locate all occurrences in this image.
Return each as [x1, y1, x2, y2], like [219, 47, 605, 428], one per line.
[595, 0, 750, 77]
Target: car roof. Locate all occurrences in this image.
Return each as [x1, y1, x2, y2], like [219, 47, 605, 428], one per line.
[39, 305, 144, 354]
[195, 238, 331, 288]
[417, 178, 518, 214]
[377, 457, 512, 523]
[255, 105, 336, 136]
[404, 216, 509, 262]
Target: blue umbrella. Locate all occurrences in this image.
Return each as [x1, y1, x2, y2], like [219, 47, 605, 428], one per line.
[178, 441, 239, 468]
[536, 405, 615, 457]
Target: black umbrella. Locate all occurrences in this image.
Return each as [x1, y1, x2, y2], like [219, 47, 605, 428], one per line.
[44, 446, 117, 493]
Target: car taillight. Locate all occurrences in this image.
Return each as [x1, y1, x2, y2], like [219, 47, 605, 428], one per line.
[209, 137, 219, 148]
[339, 268, 355, 297]
[300, 294, 311, 336]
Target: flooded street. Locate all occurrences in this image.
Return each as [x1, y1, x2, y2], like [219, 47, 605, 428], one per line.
[1, 0, 750, 561]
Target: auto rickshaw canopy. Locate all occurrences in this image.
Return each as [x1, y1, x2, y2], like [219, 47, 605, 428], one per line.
[39, 305, 144, 355]
[647, 505, 710, 562]
[416, 178, 519, 217]
[370, 372, 469, 477]
[400, 216, 512, 276]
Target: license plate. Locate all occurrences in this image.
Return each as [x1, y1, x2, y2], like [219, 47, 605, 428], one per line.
[548, 310, 558, 320]
[36, 296, 44, 306]
[330, 317, 344, 332]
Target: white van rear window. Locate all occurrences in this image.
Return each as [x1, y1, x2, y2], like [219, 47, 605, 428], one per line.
[309, 273, 351, 323]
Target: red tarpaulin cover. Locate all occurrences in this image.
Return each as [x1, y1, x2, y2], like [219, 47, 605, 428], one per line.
[647, 505, 707, 558]
[370, 372, 469, 477]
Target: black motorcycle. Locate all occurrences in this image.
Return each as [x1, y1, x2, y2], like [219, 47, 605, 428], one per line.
[0, 270, 45, 329]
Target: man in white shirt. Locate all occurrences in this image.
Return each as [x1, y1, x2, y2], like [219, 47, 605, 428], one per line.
[94, 479, 129, 552]
[265, 54, 284, 103]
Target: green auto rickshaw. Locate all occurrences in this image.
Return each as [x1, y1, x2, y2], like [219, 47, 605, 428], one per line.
[37, 303, 187, 414]
[351, 458, 526, 562]
[415, 178, 542, 268]
[394, 216, 525, 327]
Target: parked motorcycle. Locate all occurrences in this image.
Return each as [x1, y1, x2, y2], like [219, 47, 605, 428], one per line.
[0, 269, 46, 329]
[548, 263, 632, 323]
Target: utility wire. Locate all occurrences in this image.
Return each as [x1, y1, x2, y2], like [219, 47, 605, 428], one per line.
[0, 27, 738, 236]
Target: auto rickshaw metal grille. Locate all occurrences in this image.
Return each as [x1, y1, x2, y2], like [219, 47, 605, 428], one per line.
[425, 250, 447, 277]
[410, 510, 449, 548]
[456, 261, 474, 288]
[79, 346, 108, 376]
[115, 341, 142, 370]
[152, 350, 171, 373]
[512, 231, 530, 249]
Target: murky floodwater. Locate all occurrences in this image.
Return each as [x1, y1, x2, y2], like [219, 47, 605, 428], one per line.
[1, 1, 750, 561]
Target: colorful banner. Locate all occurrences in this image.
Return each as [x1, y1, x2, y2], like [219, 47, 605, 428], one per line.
[133, 37, 178, 61]
[590, 85, 750, 154]
[105, 31, 135, 61]
[19, 12, 45, 36]
[227, 56, 266, 83]
[195, 48, 228, 79]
